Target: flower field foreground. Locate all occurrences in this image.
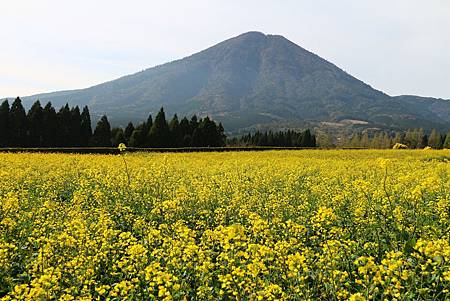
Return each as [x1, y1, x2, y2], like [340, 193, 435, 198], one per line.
[0, 150, 449, 300]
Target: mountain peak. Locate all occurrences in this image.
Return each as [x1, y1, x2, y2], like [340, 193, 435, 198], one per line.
[21, 32, 450, 132]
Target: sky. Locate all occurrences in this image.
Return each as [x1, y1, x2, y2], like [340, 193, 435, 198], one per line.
[1, 0, 450, 99]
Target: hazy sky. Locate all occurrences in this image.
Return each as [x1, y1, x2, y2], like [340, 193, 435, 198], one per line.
[1, 0, 450, 99]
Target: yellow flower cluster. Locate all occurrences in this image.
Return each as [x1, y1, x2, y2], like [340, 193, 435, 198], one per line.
[0, 150, 449, 300]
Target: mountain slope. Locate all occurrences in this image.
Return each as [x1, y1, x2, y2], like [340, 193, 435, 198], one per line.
[19, 31, 450, 131]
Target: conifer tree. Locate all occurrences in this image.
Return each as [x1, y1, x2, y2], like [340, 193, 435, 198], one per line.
[124, 122, 135, 144]
[111, 127, 125, 146]
[0, 100, 10, 147]
[42, 102, 58, 147]
[301, 129, 316, 147]
[370, 132, 381, 149]
[92, 115, 112, 146]
[444, 132, 450, 149]
[169, 114, 181, 147]
[428, 129, 442, 149]
[57, 104, 72, 147]
[27, 101, 44, 147]
[9, 97, 28, 146]
[381, 132, 392, 149]
[393, 132, 404, 145]
[217, 123, 226, 146]
[316, 131, 333, 148]
[189, 115, 199, 135]
[179, 117, 191, 146]
[404, 129, 417, 148]
[80, 106, 92, 146]
[148, 108, 170, 147]
[129, 129, 143, 147]
[70, 106, 82, 147]
[417, 128, 427, 148]
[360, 132, 370, 148]
[349, 133, 361, 148]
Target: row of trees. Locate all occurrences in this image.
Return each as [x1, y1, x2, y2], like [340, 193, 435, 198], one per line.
[112, 108, 226, 147]
[314, 128, 450, 149]
[1, 97, 447, 149]
[0, 98, 93, 147]
[342, 129, 450, 149]
[0, 98, 226, 148]
[227, 130, 317, 147]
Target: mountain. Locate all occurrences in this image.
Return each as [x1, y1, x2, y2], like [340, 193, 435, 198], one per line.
[15, 31, 450, 132]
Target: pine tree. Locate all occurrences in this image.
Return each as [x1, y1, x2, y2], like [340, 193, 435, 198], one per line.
[0, 100, 10, 147]
[124, 122, 135, 144]
[92, 115, 112, 146]
[130, 124, 147, 147]
[27, 101, 44, 147]
[129, 129, 143, 147]
[428, 129, 442, 149]
[371, 132, 381, 149]
[381, 132, 392, 149]
[148, 108, 170, 147]
[169, 114, 182, 147]
[9, 97, 28, 147]
[349, 133, 361, 148]
[57, 104, 72, 147]
[217, 123, 226, 146]
[70, 106, 82, 146]
[80, 106, 92, 146]
[444, 132, 450, 149]
[42, 102, 58, 147]
[189, 115, 199, 135]
[361, 132, 370, 148]
[111, 128, 125, 146]
[316, 131, 334, 148]
[404, 129, 417, 148]
[417, 128, 427, 148]
[179, 117, 191, 146]
[300, 129, 314, 147]
[393, 132, 404, 145]
[142, 114, 153, 146]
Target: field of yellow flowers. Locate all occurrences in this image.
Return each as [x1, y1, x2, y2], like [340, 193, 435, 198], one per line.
[0, 150, 449, 300]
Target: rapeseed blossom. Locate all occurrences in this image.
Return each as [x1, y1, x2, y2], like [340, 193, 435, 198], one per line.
[0, 150, 449, 300]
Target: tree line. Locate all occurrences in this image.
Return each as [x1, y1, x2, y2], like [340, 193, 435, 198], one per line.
[0, 98, 92, 147]
[227, 129, 317, 147]
[0, 97, 227, 148]
[315, 128, 450, 149]
[114, 108, 226, 147]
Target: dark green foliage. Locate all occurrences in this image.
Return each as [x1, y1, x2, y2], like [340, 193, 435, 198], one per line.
[92, 115, 112, 147]
[70, 106, 82, 147]
[9, 97, 28, 147]
[339, 128, 450, 149]
[229, 129, 316, 147]
[2, 100, 225, 148]
[124, 122, 135, 144]
[42, 102, 58, 147]
[0, 100, 10, 147]
[428, 129, 443, 149]
[125, 108, 225, 148]
[111, 128, 125, 147]
[27, 101, 44, 147]
[148, 108, 170, 148]
[192, 117, 226, 147]
[444, 132, 450, 149]
[169, 114, 181, 147]
[57, 104, 72, 147]
[80, 106, 92, 146]
[300, 129, 315, 147]
[128, 129, 143, 147]
[129, 125, 147, 147]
